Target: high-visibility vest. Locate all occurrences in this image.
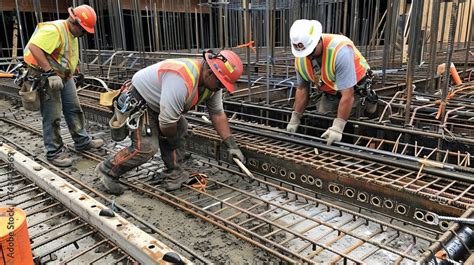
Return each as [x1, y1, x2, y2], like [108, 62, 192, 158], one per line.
[295, 34, 370, 94]
[157, 59, 215, 110]
[24, 20, 77, 77]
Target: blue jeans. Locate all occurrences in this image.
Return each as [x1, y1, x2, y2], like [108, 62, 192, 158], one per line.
[39, 78, 91, 159]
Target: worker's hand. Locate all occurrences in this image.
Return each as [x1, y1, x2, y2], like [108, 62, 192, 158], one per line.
[321, 118, 346, 145]
[47, 75, 63, 91]
[222, 136, 245, 163]
[286, 111, 303, 133]
[74, 73, 85, 87]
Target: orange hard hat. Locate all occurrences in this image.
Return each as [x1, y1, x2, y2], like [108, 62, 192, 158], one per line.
[204, 50, 243, 93]
[68, 5, 97, 34]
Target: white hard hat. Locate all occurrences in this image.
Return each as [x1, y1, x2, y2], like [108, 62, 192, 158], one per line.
[290, 19, 323, 57]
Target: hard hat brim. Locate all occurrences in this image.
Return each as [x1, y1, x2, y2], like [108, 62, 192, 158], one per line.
[291, 20, 322, 58]
[82, 25, 95, 34]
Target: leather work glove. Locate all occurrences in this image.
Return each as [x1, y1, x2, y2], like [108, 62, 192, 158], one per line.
[286, 111, 303, 133]
[321, 118, 346, 145]
[222, 136, 245, 163]
[47, 75, 63, 91]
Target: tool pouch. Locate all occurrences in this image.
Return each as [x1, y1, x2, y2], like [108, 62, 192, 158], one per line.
[364, 88, 378, 114]
[19, 74, 41, 111]
[109, 101, 131, 141]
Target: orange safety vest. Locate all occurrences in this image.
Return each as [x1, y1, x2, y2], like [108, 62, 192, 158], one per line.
[24, 20, 76, 77]
[157, 59, 215, 110]
[295, 34, 370, 94]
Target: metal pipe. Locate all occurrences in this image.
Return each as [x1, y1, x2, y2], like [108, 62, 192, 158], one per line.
[463, 0, 473, 78]
[14, 0, 25, 50]
[265, 0, 272, 104]
[427, 0, 441, 92]
[403, 0, 425, 127]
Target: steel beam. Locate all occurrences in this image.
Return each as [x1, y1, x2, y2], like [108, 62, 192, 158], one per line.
[0, 143, 191, 265]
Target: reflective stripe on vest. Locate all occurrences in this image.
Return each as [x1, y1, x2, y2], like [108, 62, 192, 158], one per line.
[195, 88, 215, 106]
[295, 56, 317, 82]
[157, 59, 203, 109]
[24, 20, 75, 76]
[295, 34, 370, 94]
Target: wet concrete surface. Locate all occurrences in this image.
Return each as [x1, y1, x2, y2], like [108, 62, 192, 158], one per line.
[0, 98, 282, 263]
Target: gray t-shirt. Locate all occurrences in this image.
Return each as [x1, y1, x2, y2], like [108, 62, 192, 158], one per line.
[132, 61, 224, 127]
[296, 46, 357, 91]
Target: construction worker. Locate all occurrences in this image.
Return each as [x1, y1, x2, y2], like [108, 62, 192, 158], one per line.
[95, 50, 246, 194]
[23, 4, 104, 167]
[287, 19, 377, 145]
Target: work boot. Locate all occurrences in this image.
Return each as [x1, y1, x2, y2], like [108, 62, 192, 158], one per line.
[94, 164, 124, 195]
[48, 153, 73, 167]
[162, 168, 190, 191]
[82, 139, 105, 151]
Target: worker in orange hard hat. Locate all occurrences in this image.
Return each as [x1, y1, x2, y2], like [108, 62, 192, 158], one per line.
[23, 4, 103, 168]
[67, 5, 97, 34]
[95, 50, 245, 194]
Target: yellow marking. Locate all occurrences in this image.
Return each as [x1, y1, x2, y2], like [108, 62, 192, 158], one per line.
[224, 61, 234, 73]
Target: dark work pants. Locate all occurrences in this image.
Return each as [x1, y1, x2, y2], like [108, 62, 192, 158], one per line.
[100, 107, 188, 179]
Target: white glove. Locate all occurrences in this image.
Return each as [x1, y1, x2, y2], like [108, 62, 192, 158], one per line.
[286, 111, 303, 132]
[321, 118, 346, 145]
[48, 75, 63, 91]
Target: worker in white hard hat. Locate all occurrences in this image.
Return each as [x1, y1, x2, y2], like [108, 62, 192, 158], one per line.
[287, 19, 377, 145]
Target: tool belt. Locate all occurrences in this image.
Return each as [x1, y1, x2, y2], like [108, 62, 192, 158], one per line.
[109, 84, 148, 141]
[356, 70, 378, 106]
[328, 70, 377, 103]
[18, 66, 55, 111]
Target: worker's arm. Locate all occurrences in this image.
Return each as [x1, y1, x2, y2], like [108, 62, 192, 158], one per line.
[286, 84, 309, 132]
[293, 84, 310, 114]
[337, 87, 354, 121]
[321, 46, 357, 145]
[210, 111, 245, 162]
[26, 24, 60, 72]
[27, 43, 63, 90]
[209, 111, 231, 140]
[27, 44, 53, 71]
[205, 89, 230, 139]
[321, 88, 353, 145]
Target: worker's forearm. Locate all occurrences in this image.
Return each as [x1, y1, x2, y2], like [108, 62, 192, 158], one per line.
[28, 44, 52, 71]
[337, 91, 354, 121]
[293, 86, 309, 113]
[210, 111, 232, 140]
